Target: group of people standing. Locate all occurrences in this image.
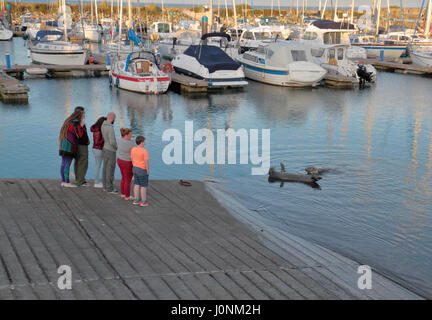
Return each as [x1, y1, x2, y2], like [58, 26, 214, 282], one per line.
[58, 107, 150, 207]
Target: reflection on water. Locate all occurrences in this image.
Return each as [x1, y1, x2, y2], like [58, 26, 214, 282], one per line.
[1, 39, 432, 298]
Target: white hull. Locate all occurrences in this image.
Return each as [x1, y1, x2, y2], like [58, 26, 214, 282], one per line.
[31, 51, 87, 65]
[240, 61, 326, 87]
[0, 29, 13, 41]
[357, 45, 406, 59]
[110, 72, 170, 94]
[410, 51, 432, 67]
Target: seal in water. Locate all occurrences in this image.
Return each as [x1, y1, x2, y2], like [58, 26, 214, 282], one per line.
[305, 166, 340, 175]
[269, 163, 322, 188]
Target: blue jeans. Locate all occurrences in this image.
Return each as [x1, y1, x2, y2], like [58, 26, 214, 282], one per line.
[92, 148, 103, 184]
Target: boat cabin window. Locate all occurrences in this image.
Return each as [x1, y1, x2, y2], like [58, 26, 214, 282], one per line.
[291, 50, 307, 61]
[400, 36, 410, 41]
[272, 32, 283, 39]
[389, 35, 398, 41]
[255, 32, 271, 40]
[323, 32, 341, 44]
[134, 60, 150, 74]
[302, 32, 318, 41]
[256, 47, 266, 54]
[266, 49, 275, 59]
[351, 37, 359, 44]
[243, 53, 259, 63]
[311, 48, 325, 57]
[157, 23, 170, 33]
[244, 32, 254, 40]
[337, 48, 344, 60]
[328, 48, 336, 60]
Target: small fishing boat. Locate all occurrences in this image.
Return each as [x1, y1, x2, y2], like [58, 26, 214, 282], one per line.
[172, 33, 248, 89]
[237, 42, 326, 87]
[310, 44, 377, 88]
[109, 50, 172, 94]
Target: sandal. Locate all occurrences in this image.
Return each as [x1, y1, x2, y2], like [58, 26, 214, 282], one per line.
[179, 180, 192, 187]
[133, 199, 140, 205]
[140, 200, 149, 207]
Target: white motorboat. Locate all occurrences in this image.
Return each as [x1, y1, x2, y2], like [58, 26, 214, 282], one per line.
[109, 50, 171, 94]
[237, 42, 326, 87]
[172, 33, 248, 89]
[0, 20, 13, 41]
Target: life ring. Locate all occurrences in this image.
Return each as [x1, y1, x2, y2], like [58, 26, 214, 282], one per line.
[162, 62, 173, 74]
[328, 58, 338, 66]
[150, 33, 159, 41]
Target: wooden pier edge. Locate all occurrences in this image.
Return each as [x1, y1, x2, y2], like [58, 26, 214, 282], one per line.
[205, 181, 425, 300]
[0, 178, 425, 300]
[365, 59, 432, 76]
[0, 72, 29, 103]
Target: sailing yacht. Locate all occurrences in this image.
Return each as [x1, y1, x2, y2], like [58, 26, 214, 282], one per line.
[109, 50, 171, 94]
[28, 0, 87, 65]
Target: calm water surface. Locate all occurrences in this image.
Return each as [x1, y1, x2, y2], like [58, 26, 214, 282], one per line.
[1, 39, 432, 298]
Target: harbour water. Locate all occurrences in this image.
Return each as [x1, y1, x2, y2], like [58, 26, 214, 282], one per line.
[1, 38, 432, 298]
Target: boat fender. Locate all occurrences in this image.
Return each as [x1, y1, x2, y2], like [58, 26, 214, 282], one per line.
[109, 75, 113, 85]
[328, 58, 338, 66]
[115, 76, 119, 88]
[155, 54, 161, 66]
[150, 33, 160, 41]
[162, 62, 173, 74]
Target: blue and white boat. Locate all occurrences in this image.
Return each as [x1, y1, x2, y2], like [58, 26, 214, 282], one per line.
[237, 42, 326, 87]
[350, 34, 406, 60]
[172, 33, 248, 89]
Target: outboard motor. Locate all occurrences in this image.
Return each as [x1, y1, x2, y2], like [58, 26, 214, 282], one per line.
[357, 64, 373, 88]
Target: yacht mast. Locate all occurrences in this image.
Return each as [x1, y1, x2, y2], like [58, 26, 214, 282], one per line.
[425, 0, 432, 36]
[95, 0, 99, 25]
[119, 0, 123, 45]
[162, 0, 165, 22]
[91, 0, 94, 24]
[350, 0, 355, 23]
[62, 0, 68, 40]
[321, 0, 327, 19]
[224, 0, 229, 24]
[278, 0, 281, 18]
[232, 0, 238, 38]
[334, 0, 338, 21]
[209, 0, 213, 32]
[271, 0, 273, 17]
[128, 0, 132, 29]
[375, 0, 381, 35]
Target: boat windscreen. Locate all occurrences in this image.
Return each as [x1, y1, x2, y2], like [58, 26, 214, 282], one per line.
[184, 45, 240, 73]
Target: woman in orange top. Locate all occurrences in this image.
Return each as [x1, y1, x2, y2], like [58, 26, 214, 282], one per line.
[130, 136, 150, 207]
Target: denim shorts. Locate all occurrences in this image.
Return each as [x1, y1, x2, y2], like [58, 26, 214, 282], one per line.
[133, 167, 149, 187]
